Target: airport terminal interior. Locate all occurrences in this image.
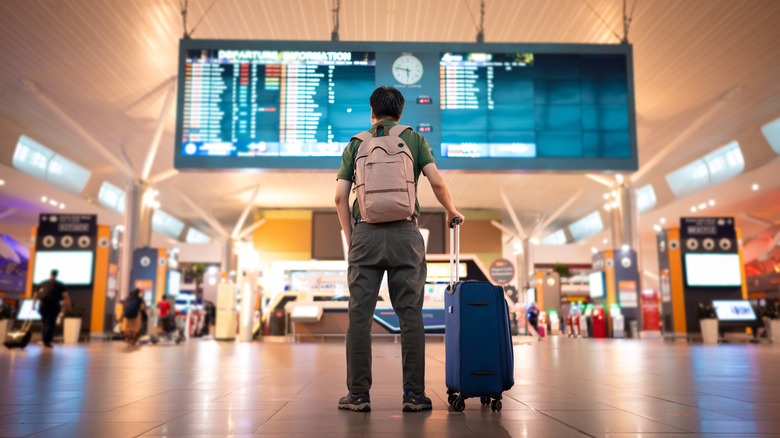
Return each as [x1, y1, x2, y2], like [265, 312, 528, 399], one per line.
[1, 1, 780, 437]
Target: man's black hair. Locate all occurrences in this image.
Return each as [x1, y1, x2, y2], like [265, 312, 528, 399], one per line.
[370, 86, 405, 121]
[50, 269, 58, 278]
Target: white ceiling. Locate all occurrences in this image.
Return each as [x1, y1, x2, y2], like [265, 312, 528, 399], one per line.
[1, 0, 780, 246]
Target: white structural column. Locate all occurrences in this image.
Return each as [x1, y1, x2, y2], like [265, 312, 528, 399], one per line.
[119, 181, 156, 299]
[610, 184, 639, 250]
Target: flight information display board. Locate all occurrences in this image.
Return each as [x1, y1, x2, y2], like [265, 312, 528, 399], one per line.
[175, 40, 636, 171]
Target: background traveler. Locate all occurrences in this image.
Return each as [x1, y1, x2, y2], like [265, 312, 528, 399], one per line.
[31, 269, 71, 348]
[334, 86, 464, 412]
[121, 288, 146, 346]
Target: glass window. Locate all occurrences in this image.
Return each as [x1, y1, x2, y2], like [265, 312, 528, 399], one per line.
[541, 229, 567, 245]
[97, 181, 126, 215]
[569, 211, 604, 241]
[185, 227, 211, 244]
[761, 116, 780, 155]
[12, 135, 92, 195]
[152, 210, 185, 240]
[636, 184, 656, 213]
[665, 159, 710, 197]
[703, 141, 743, 185]
[665, 141, 744, 197]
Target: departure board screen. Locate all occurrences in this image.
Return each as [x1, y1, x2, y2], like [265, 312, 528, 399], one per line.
[175, 40, 637, 171]
[440, 52, 631, 159]
[180, 49, 375, 158]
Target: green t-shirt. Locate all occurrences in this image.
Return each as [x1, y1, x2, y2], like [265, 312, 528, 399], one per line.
[336, 120, 435, 220]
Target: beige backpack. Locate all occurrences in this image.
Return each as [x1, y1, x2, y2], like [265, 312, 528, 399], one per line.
[352, 124, 416, 223]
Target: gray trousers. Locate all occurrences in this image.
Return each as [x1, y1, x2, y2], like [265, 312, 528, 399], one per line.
[346, 220, 427, 394]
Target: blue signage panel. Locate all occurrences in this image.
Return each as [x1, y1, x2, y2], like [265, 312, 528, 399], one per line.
[175, 40, 637, 171]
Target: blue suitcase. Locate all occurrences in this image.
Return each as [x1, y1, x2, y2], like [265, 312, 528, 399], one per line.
[445, 220, 514, 412]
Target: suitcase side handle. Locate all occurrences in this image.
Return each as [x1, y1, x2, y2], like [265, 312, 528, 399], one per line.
[448, 218, 461, 293]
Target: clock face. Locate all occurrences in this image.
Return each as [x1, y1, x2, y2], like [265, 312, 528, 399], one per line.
[392, 54, 424, 85]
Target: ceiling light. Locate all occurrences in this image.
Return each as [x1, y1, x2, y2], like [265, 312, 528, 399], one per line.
[591, 247, 598, 254]
[621, 244, 630, 252]
[530, 237, 540, 245]
[611, 190, 618, 198]
[49, 199, 58, 206]
[41, 196, 47, 202]
[752, 183, 759, 191]
[699, 203, 707, 210]
[615, 174, 624, 184]
[59, 203, 65, 210]
[602, 238, 608, 244]
[603, 193, 610, 200]
[604, 203, 612, 211]
[708, 199, 715, 206]
[691, 206, 697, 213]
[653, 224, 662, 232]
[0, 179, 5, 186]
[659, 217, 666, 224]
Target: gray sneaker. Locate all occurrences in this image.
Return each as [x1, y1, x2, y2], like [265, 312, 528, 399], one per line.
[402, 390, 432, 412]
[338, 392, 370, 412]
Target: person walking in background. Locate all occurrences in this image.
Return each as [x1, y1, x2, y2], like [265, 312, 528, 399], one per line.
[335, 86, 464, 412]
[31, 269, 71, 348]
[526, 301, 542, 341]
[121, 289, 145, 346]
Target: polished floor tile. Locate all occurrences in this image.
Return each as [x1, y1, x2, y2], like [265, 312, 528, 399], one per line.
[2, 337, 780, 437]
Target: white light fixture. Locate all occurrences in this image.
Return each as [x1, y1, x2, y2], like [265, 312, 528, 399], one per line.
[59, 203, 65, 209]
[699, 203, 707, 210]
[752, 183, 759, 191]
[41, 196, 47, 202]
[0, 179, 5, 186]
[659, 217, 666, 224]
[621, 244, 629, 252]
[547, 277, 555, 286]
[602, 238, 608, 244]
[530, 237, 540, 245]
[591, 247, 598, 254]
[691, 206, 697, 213]
[604, 203, 612, 211]
[603, 193, 610, 200]
[615, 174, 624, 184]
[708, 199, 715, 206]
[653, 224, 662, 232]
[49, 199, 58, 206]
[611, 190, 618, 198]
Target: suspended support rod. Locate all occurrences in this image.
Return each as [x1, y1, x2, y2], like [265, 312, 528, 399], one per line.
[147, 168, 179, 185]
[498, 187, 527, 240]
[585, 173, 615, 188]
[24, 79, 133, 178]
[232, 185, 261, 239]
[532, 189, 585, 238]
[236, 219, 266, 241]
[180, 193, 230, 238]
[490, 220, 523, 242]
[141, 79, 177, 181]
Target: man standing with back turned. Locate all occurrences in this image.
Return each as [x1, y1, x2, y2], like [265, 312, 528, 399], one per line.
[335, 86, 464, 412]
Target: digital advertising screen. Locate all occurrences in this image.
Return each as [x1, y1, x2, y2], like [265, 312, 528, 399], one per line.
[589, 271, 605, 298]
[167, 270, 182, 296]
[17, 299, 42, 321]
[712, 300, 757, 321]
[33, 251, 94, 286]
[684, 253, 742, 287]
[175, 40, 636, 171]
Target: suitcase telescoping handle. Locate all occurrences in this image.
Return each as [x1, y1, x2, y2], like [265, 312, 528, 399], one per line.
[448, 218, 461, 292]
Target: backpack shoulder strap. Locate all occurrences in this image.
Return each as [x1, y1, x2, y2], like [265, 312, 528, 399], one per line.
[351, 131, 372, 143]
[389, 124, 412, 137]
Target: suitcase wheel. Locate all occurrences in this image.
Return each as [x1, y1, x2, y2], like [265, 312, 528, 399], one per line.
[490, 399, 502, 412]
[480, 397, 490, 406]
[452, 395, 466, 412]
